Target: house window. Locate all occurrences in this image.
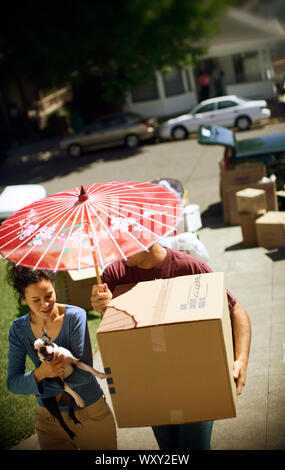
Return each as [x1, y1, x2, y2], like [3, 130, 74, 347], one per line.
[131, 76, 159, 102]
[163, 67, 184, 97]
[233, 52, 261, 83]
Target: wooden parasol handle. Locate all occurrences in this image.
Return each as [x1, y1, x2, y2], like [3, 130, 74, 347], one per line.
[95, 265, 102, 284]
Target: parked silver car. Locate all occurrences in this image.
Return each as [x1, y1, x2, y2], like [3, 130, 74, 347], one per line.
[159, 95, 271, 141]
[60, 112, 158, 156]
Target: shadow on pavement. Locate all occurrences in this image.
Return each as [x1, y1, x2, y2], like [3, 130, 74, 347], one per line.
[224, 242, 246, 251]
[265, 247, 285, 262]
[0, 140, 144, 187]
[201, 202, 228, 229]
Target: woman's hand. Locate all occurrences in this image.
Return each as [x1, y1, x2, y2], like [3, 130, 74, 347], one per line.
[34, 355, 64, 383]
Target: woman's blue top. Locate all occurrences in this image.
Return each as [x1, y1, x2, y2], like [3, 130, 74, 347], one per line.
[7, 305, 103, 411]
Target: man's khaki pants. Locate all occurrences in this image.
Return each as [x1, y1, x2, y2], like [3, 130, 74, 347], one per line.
[36, 396, 117, 450]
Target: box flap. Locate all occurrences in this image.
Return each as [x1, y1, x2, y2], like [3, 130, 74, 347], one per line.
[97, 272, 225, 333]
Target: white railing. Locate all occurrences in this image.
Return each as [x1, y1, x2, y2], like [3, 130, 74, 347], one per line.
[36, 87, 72, 118]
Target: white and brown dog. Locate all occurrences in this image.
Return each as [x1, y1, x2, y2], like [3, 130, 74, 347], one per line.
[32, 328, 105, 439]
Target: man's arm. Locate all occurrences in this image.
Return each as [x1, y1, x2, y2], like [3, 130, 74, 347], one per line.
[229, 301, 251, 395]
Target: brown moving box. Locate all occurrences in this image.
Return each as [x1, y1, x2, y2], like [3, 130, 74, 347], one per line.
[235, 188, 267, 214]
[219, 162, 267, 188]
[225, 181, 277, 225]
[220, 164, 267, 224]
[97, 273, 237, 428]
[239, 211, 266, 247]
[255, 211, 285, 248]
[235, 188, 267, 247]
[55, 268, 99, 310]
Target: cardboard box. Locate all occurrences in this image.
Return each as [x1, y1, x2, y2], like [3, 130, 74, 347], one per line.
[220, 163, 267, 188]
[55, 268, 100, 310]
[239, 210, 266, 247]
[255, 211, 285, 248]
[224, 181, 277, 225]
[184, 204, 202, 232]
[235, 188, 267, 214]
[220, 164, 267, 223]
[97, 273, 237, 428]
[176, 204, 202, 233]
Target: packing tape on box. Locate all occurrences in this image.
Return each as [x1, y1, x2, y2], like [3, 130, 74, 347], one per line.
[169, 409, 184, 424]
[150, 326, 167, 352]
[153, 279, 172, 324]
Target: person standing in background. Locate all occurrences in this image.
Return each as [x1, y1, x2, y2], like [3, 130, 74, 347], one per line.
[212, 65, 225, 97]
[198, 70, 210, 101]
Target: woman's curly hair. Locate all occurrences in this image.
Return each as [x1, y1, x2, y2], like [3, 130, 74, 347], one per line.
[7, 263, 55, 300]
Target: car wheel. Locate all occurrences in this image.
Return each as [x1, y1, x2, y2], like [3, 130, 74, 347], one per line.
[171, 126, 188, 140]
[125, 134, 139, 149]
[68, 144, 82, 157]
[235, 116, 251, 131]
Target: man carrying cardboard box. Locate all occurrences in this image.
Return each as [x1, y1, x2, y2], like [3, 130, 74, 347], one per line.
[90, 243, 251, 450]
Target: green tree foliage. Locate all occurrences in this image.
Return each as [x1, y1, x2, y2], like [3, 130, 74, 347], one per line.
[0, 0, 233, 105]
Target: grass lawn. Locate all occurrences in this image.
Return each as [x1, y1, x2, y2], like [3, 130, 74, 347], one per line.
[0, 259, 101, 450]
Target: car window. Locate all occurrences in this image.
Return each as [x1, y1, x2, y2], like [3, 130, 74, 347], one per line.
[194, 103, 215, 114]
[104, 116, 127, 127]
[218, 100, 238, 110]
[85, 115, 131, 133]
[85, 121, 105, 132]
[125, 113, 141, 124]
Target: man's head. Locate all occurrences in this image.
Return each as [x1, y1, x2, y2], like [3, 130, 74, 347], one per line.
[124, 243, 167, 269]
[124, 251, 149, 268]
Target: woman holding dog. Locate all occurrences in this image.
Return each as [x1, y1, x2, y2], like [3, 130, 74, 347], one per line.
[7, 264, 117, 450]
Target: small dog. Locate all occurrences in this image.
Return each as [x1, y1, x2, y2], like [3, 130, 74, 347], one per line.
[31, 328, 105, 440]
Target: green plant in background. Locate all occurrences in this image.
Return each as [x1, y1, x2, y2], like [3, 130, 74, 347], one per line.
[0, 260, 101, 450]
[0, 260, 35, 450]
[0, 0, 234, 120]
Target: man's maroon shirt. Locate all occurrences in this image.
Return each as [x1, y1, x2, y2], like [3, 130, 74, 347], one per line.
[103, 247, 237, 309]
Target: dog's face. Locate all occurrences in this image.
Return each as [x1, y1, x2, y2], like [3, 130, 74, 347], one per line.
[32, 328, 55, 363]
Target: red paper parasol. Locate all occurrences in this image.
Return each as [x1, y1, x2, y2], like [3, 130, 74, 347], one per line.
[0, 181, 182, 282]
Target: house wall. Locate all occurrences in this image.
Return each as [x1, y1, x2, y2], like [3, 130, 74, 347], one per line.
[124, 67, 197, 119]
[124, 91, 196, 119]
[226, 80, 277, 99]
[124, 46, 278, 119]
[210, 48, 277, 99]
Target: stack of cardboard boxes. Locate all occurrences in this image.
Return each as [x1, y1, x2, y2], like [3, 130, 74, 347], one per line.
[219, 161, 285, 248]
[220, 161, 278, 226]
[235, 188, 267, 247]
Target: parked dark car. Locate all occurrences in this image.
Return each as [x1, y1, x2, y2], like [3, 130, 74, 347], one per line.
[60, 112, 158, 156]
[198, 124, 285, 191]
